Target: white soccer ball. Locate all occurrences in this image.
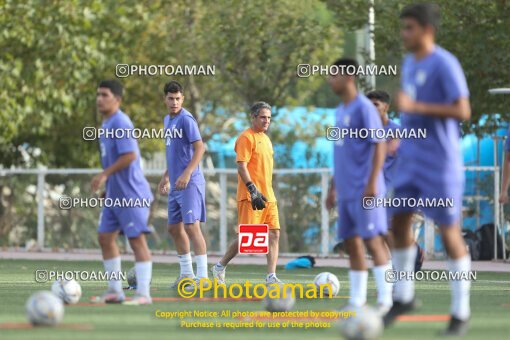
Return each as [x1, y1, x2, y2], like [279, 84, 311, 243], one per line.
[313, 272, 340, 297]
[263, 285, 296, 312]
[26, 291, 64, 326]
[127, 267, 137, 288]
[51, 279, 82, 305]
[338, 305, 383, 340]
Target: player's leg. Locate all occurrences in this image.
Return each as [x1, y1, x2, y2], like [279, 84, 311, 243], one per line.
[387, 213, 424, 272]
[338, 200, 368, 307]
[440, 222, 471, 335]
[213, 200, 259, 283]
[361, 201, 392, 313]
[422, 184, 470, 335]
[109, 206, 153, 305]
[212, 239, 237, 285]
[182, 183, 208, 282]
[365, 235, 392, 314]
[265, 202, 281, 283]
[383, 211, 417, 325]
[94, 207, 125, 303]
[384, 231, 394, 251]
[124, 233, 152, 304]
[213, 201, 246, 282]
[168, 222, 194, 286]
[219, 238, 239, 267]
[183, 221, 209, 287]
[167, 192, 194, 287]
[98, 231, 124, 298]
[344, 236, 368, 307]
[266, 229, 280, 282]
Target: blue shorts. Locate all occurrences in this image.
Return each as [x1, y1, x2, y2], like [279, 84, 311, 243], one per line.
[168, 182, 206, 225]
[390, 159, 463, 226]
[98, 206, 151, 238]
[337, 199, 387, 240]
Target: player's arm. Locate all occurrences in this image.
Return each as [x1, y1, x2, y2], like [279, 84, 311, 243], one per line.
[175, 140, 205, 190]
[499, 152, 510, 204]
[364, 141, 386, 198]
[397, 91, 471, 121]
[91, 152, 136, 193]
[238, 161, 267, 210]
[237, 161, 253, 184]
[387, 138, 400, 156]
[158, 169, 169, 195]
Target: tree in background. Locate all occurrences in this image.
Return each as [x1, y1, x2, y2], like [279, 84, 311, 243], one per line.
[2, 0, 509, 250]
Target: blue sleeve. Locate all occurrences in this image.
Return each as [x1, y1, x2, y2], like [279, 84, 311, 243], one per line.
[183, 116, 202, 144]
[114, 117, 138, 155]
[506, 126, 510, 152]
[440, 56, 469, 103]
[362, 102, 384, 143]
[400, 56, 411, 89]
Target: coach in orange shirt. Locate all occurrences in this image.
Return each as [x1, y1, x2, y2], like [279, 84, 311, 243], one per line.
[211, 101, 282, 284]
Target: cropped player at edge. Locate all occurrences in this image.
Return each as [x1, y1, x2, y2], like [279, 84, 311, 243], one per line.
[212, 102, 282, 284]
[157, 81, 209, 290]
[384, 3, 472, 336]
[327, 59, 393, 315]
[91, 80, 154, 305]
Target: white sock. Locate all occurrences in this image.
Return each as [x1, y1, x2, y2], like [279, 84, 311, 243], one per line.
[372, 263, 393, 307]
[195, 254, 208, 278]
[266, 273, 276, 279]
[348, 270, 368, 307]
[215, 262, 225, 270]
[135, 261, 152, 297]
[448, 255, 471, 320]
[178, 253, 194, 276]
[392, 245, 417, 303]
[103, 256, 123, 293]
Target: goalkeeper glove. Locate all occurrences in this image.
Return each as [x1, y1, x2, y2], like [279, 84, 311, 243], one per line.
[246, 182, 267, 210]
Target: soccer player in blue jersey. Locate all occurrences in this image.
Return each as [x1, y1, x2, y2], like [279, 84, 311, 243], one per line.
[157, 81, 208, 290]
[367, 90, 425, 271]
[383, 4, 472, 335]
[366, 91, 400, 191]
[91, 80, 153, 305]
[327, 58, 393, 314]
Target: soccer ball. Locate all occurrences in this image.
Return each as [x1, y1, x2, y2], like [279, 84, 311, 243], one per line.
[26, 291, 64, 326]
[263, 285, 296, 312]
[313, 272, 340, 297]
[338, 305, 383, 340]
[51, 279, 82, 304]
[127, 266, 137, 288]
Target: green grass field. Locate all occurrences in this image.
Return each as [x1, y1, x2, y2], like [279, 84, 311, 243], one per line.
[0, 259, 508, 339]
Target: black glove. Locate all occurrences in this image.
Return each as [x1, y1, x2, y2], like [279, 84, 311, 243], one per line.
[246, 182, 267, 210]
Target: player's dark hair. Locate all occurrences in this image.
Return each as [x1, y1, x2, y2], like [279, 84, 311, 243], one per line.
[366, 90, 391, 104]
[163, 81, 183, 95]
[400, 3, 440, 30]
[331, 57, 359, 77]
[250, 101, 271, 117]
[98, 80, 123, 98]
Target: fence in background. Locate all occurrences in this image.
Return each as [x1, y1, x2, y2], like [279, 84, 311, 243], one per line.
[0, 166, 506, 259]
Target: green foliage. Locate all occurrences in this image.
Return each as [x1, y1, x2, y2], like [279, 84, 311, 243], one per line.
[2, 1, 508, 251]
[0, 0, 343, 168]
[0, 0, 159, 167]
[321, 0, 510, 134]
